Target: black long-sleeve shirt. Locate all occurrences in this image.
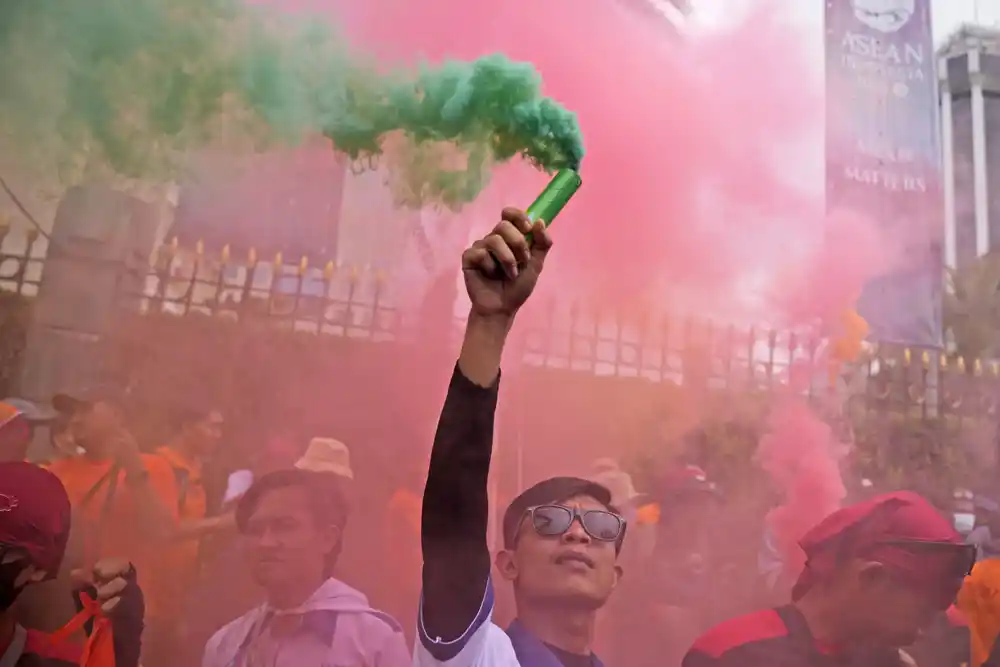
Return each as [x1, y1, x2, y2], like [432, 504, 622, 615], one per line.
[420, 366, 498, 654]
[419, 365, 580, 667]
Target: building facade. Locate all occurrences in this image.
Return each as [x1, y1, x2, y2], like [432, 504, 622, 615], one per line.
[939, 26, 1000, 269]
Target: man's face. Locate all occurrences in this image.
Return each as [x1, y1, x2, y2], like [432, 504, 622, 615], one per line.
[848, 562, 962, 647]
[69, 401, 121, 451]
[495, 494, 622, 609]
[186, 410, 224, 456]
[243, 486, 338, 590]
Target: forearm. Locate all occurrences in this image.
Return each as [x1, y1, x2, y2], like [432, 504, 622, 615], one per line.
[457, 312, 513, 387]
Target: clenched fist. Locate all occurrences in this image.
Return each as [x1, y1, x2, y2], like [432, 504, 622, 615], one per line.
[462, 207, 552, 317]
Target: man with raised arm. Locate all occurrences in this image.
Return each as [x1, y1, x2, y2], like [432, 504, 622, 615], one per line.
[417, 208, 627, 667]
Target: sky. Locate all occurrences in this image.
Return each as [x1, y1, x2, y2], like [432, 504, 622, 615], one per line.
[689, 0, 1000, 43]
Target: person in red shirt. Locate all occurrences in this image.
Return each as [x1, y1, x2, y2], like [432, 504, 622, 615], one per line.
[0, 461, 144, 667]
[682, 491, 975, 667]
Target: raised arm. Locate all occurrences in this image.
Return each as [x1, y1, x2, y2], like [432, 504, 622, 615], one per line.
[418, 208, 552, 662]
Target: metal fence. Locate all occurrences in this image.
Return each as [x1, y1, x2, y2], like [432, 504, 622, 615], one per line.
[4, 232, 1000, 425]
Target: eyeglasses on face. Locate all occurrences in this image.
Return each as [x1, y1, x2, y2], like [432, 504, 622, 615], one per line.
[524, 504, 625, 543]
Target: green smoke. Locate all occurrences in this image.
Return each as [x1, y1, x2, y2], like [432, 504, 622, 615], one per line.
[0, 0, 584, 209]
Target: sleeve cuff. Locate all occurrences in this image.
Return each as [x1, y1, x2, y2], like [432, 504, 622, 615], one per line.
[450, 364, 500, 400]
[418, 576, 495, 661]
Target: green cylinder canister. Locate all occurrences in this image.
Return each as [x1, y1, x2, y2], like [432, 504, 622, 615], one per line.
[525, 169, 582, 237]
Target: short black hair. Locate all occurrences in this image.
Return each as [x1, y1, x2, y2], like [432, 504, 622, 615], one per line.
[501, 476, 623, 552]
[236, 469, 349, 574]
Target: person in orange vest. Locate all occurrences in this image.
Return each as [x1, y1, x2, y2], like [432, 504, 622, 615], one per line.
[958, 558, 1000, 667]
[145, 406, 232, 667]
[43, 387, 179, 631]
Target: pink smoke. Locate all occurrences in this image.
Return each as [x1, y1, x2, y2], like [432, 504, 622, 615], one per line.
[269, 0, 884, 592]
[327, 0, 875, 571]
[318, 0, 839, 308]
[757, 398, 848, 582]
[772, 208, 888, 326]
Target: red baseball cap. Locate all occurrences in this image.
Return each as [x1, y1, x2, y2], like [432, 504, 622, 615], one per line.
[0, 462, 71, 578]
[792, 491, 973, 607]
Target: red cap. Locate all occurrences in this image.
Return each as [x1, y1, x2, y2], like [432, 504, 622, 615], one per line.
[0, 463, 71, 578]
[792, 491, 970, 606]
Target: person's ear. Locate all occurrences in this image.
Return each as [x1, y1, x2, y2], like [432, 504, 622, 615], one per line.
[494, 550, 519, 582]
[855, 560, 890, 590]
[613, 564, 624, 589]
[319, 524, 341, 557]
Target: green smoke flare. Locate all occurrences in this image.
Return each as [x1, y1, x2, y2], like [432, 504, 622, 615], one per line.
[0, 0, 585, 209]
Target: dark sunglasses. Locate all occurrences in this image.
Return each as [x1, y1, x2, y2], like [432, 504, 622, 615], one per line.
[880, 539, 977, 578]
[525, 504, 625, 543]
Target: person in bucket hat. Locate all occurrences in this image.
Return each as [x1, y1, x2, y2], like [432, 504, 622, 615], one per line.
[295, 438, 354, 480]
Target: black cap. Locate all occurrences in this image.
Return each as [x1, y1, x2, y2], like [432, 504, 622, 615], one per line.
[501, 476, 615, 549]
[52, 385, 126, 415]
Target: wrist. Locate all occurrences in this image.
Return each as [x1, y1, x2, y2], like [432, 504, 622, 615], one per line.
[459, 310, 513, 387]
[467, 311, 515, 335]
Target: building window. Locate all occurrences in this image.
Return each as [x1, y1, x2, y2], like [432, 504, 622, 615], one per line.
[952, 94, 977, 267]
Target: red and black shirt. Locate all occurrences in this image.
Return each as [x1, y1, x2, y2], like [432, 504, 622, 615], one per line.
[682, 605, 905, 667]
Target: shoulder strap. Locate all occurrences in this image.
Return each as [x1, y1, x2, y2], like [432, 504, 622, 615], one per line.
[75, 465, 122, 562]
[172, 465, 190, 514]
[79, 466, 119, 509]
[156, 451, 191, 514]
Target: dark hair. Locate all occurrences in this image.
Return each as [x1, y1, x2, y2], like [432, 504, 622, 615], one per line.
[501, 476, 623, 553]
[170, 405, 220, 433]
[236, 469, 349, 576]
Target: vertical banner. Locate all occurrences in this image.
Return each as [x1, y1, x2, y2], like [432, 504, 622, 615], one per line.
[825, 0, 943, 347]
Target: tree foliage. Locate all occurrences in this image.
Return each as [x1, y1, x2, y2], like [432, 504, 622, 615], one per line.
[944, 251, 1000, 361]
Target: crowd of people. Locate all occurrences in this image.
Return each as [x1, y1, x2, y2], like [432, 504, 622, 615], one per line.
[0, 206, 995, 667]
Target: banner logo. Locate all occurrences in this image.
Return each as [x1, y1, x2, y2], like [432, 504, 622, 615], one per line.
[850, 0, 915, 33]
